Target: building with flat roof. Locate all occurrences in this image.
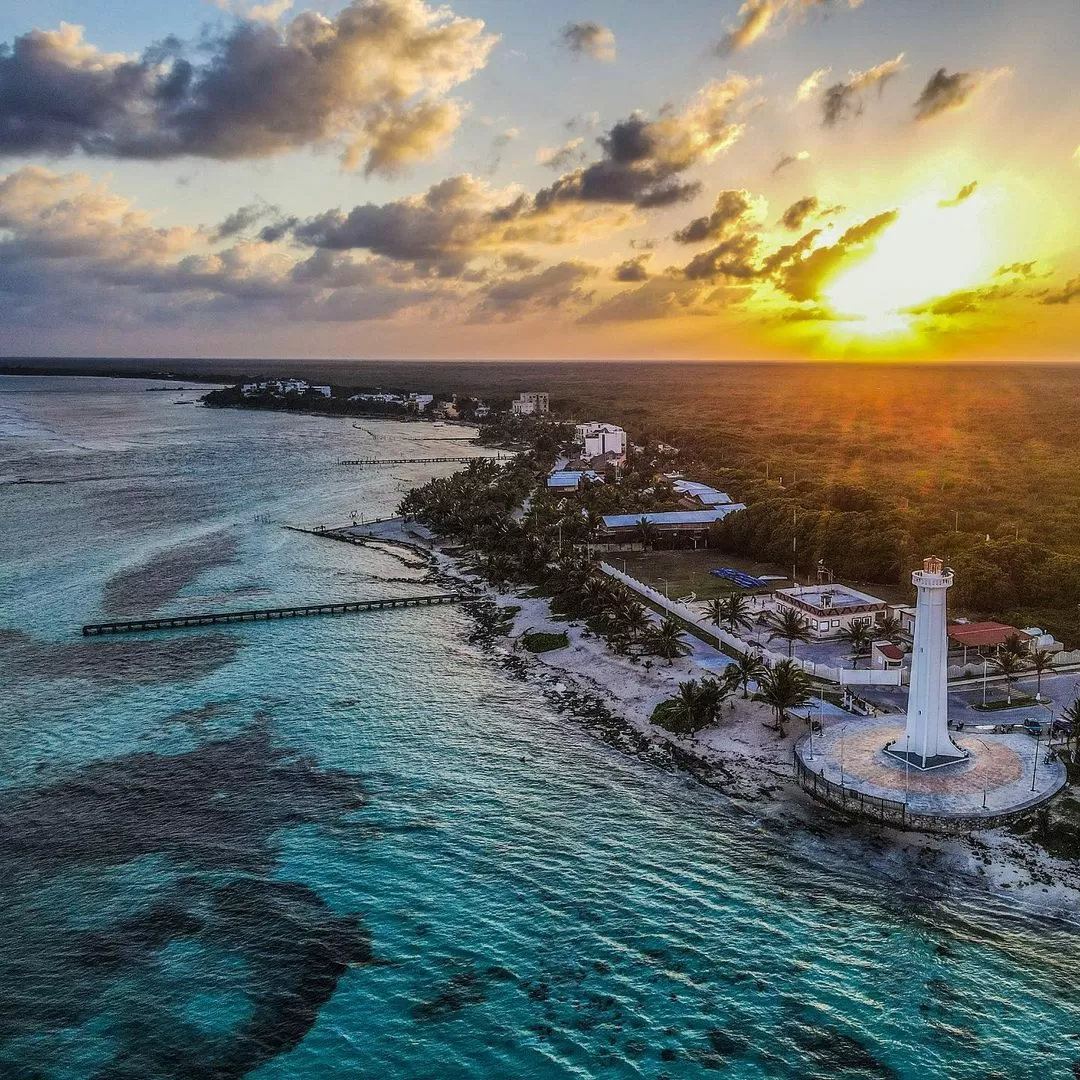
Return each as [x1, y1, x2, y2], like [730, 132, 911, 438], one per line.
[773, 583, 887, 639]
[547, 470, 602, 491]
[671, 479, 733, 508]
[511, 392, 550, 416]
[597, 506, 745, 546]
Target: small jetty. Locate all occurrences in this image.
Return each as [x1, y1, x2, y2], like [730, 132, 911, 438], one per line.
[82, 594, 463, 636]
[339, 455, 510, 466]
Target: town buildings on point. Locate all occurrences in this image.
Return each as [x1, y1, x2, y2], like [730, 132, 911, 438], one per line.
[511, 392, 550, 416]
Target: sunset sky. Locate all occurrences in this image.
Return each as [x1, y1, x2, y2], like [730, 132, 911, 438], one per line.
[1, 0, 1078, 360]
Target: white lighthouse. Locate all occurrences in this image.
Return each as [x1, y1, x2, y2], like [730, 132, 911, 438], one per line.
[890, 556, 966, 769]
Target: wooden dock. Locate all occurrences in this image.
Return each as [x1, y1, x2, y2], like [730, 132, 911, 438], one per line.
[82, 594, 463, 636]
[339, 455, 509, 466]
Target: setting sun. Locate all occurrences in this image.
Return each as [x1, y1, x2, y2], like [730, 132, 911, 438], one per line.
[824, 190, 998, 335]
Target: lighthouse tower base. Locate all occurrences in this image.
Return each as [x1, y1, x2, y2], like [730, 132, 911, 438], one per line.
[881, 743, 967, 772]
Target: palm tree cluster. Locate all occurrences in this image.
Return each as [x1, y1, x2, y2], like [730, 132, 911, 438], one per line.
[654, 672, 738, 735]
[753, 659, 814, 737]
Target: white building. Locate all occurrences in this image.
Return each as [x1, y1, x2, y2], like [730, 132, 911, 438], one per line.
[889, 556, 965, 769]
[772, 583, 887, 639]
[311, 385, 332, 397]
[577, 423, 627, 459]
[511, 392, 550, 416]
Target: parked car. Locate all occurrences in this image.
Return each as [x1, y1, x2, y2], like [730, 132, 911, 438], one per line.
[1023, 718, 1044, 737]
[1052, 718, 1074, 736]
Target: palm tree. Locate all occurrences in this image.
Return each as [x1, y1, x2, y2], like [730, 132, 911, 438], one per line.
[768, 608, 812, 658]
[876, 614, 904, 645]
[650, 617, 691, 665]
[992, 649, 1030, 705]
[753, 659, 814, 737]
[696, 676, 730, 726]
[707, 593, 755, 636]
[839, 622, 874, 668]
[730, 651, 769, 698]
[1059, 697, 1080, 761]
[636, 516, 656, 551]
[1001, 632, 1029, 659]
[664, 679, 706, 733]
[1029, 648, 1055, 700]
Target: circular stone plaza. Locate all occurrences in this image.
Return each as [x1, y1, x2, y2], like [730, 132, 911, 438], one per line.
[794, 557, 1068, 831]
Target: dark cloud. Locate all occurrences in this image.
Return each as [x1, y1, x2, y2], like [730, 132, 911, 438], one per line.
[780, 195, 819, 230]
[717, 0, 863, 54]
[1043, 276, 1080, 306]
[906, 283, 1013, 316]
[913, 67, 1009, 122]
[214, 203, 277, 241]
[0, 1, 497, 174]
[613, 254, 651, 281]
[821, 53, 905, 126]
[532, 76, 753, 211]
[774, 210, 897, 301]
[938, 181, 977, 208]
[557, 22, 616, 62]
[673, 189, 757, 244]
[995, 261, 1038, 279]
[683, 232, 760, 281]
[469, 261, 596, 320]
[771, 151, 808, 174]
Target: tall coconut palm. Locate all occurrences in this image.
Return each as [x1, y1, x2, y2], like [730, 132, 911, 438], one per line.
[992, 648, 1030, 705]
[636, 516, 656, 551]
[768, 608, 812, 658]
[876, 614, 905, 645]
[650, 617, 691, 665]
[661, 679, 707, 734]
[707, 593, 755, 636]
[1029, 648, 1055, 700]
[696, 675, 731, 726]
[839, 622, 874, 668]
[1059, 697, 1080, 760]
[753, 659, 814, 737]
[730, 651, 769, 698]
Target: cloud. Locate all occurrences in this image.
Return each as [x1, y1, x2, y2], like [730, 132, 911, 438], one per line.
[0, 165, 445, 329]
[613, 254, 651, 281]
[581, 276, 704, 322]
[772, 150, 810, 174]
[780, 195, 819, 230]
[821, 53, 905, 126]
[1043, 276, 1080, 306]
[773, 209, 897, 301]
[994, 261, 1038, 279]
[794, 67, 830, 104]
[535, 137, 585, 170]
[485, 127, 520, 175]
[673, 189, 761, 244]
[557, 22, 616, 63]
[683, 232, 760, 280]
[213, 202, 277, 240]
[469, 260, 596, 320]
[718, 0, 862, 54]
[913, 67, 1011, 122]
[532, 77, 754, 213]
[0, 1, 497, 174]
[938, 181, 978, 208]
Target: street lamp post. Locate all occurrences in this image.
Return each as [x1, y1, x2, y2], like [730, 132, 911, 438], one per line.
[982, 658, 989, 707]
[1031, 727, 1041, 792]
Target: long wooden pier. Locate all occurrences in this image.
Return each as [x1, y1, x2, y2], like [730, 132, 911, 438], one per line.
[82, 594, 463, 636]
[339, 455, 509, 466]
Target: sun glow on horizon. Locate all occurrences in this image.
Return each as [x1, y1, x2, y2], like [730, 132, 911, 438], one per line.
[823, 190, 1000, 340]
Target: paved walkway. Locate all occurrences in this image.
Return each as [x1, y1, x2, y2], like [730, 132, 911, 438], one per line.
[798, 717, 1066, 817]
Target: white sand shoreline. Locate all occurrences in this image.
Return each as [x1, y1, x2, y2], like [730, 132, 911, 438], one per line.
[351, 518, 1080, 921]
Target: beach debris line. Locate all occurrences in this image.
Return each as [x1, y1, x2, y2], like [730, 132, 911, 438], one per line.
[81, 594, 464, 635]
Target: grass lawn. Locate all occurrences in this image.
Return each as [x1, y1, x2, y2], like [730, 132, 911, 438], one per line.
[615, 549, 787, 602]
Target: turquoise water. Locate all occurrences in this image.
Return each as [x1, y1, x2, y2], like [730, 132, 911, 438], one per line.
[2, 375, 1079, 1079]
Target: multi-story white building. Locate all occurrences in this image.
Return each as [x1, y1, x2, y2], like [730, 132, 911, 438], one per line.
[511, 392, 550, 416]
[575, 422, 627, 458]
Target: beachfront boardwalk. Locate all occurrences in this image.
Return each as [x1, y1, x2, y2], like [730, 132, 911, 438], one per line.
[82, 594, 463, 635]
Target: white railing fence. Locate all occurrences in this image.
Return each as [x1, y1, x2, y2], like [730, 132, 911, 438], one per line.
[599, 562, 902, 687]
